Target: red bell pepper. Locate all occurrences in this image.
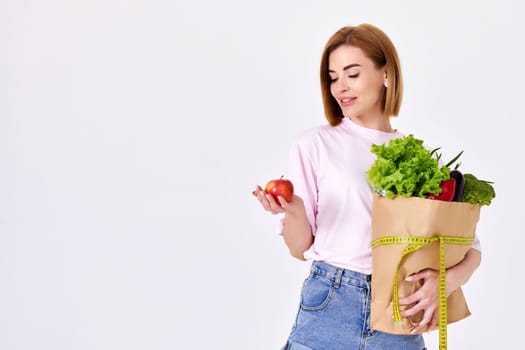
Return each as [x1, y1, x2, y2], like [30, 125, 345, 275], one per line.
[427, 178, 456, 201]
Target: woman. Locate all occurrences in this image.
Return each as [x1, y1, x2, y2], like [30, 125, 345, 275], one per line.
[253, 23, 481, 350]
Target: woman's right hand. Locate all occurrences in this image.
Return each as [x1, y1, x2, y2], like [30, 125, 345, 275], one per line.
[252, 185, 303, 215]
[253, 185, 313, 260]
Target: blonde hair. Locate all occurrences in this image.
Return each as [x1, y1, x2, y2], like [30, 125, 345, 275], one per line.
[320, 24, 403, 126]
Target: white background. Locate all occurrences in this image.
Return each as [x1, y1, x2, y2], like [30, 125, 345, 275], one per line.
[2, 0, 523, 349]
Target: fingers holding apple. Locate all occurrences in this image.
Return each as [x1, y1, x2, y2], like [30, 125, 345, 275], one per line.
[266, 191, 288, 214]
[252, 185, 284, 214]
[252, 177, 295, 214]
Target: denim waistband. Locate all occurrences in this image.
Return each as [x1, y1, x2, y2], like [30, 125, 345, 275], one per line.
[310, 260, 371, 289]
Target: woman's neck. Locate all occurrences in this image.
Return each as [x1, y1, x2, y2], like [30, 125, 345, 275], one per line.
[346, 114, 394, 133]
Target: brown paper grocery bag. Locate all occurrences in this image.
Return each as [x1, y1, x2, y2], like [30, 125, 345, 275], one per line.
[370, 194, 481, 335]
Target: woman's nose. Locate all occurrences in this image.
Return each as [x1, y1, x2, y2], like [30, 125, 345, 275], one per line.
[335, 78, 348, 93]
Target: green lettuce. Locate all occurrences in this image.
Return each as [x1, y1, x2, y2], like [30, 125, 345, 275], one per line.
[366, 135, 450, 198]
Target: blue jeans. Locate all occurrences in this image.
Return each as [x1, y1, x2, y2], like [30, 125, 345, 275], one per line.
[283, 261, 426, 350]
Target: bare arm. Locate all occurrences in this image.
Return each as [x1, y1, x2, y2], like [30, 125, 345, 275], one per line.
[280, 196, 314, 260]
[444, 248, 481, 295]
[253, 186, 314, 260]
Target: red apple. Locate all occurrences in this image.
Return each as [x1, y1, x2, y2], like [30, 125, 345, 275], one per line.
[264, 177, 294, 203]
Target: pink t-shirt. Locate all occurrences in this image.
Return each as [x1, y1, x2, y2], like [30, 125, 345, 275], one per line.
[278, 117, 480, 274]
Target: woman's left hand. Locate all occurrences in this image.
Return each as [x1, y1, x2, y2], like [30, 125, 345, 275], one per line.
[398, 269, 449, 333]
[398, 249, 482, 334]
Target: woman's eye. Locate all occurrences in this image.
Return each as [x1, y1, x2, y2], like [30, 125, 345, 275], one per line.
[348, 73, 359, 78]
[330, 78, 338, 83]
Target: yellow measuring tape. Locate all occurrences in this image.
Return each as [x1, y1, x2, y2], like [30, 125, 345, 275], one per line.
[371, 235, 474, 350]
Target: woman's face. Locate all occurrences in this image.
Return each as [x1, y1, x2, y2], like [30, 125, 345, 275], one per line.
[328, 45, 387, 121]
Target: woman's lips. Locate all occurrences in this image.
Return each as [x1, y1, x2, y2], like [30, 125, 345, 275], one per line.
[339, 97, 357, 107]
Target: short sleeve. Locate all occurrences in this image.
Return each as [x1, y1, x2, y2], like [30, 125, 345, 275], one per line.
[276, 136, 319, 236]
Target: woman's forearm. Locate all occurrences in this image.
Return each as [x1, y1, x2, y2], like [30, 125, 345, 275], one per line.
[446, 248, 482, 296]
[282, 208, 314, 261]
